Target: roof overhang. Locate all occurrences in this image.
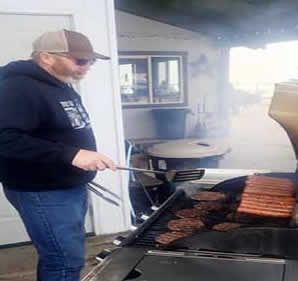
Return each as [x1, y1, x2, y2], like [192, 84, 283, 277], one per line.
[115, 0, 298, 47]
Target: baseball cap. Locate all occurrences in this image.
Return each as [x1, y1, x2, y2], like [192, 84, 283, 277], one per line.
[32, 29, 110, 60]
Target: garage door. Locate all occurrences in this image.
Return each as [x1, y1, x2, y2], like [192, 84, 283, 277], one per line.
[0, 13, 93, 245]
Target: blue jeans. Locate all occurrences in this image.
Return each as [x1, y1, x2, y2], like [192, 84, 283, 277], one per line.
[3, 185, 88, 281]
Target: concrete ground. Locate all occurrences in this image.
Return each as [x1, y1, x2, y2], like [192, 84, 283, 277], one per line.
[0, 233, 127, 281]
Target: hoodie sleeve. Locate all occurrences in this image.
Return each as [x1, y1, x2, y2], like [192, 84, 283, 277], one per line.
[0, 80, 80, 164]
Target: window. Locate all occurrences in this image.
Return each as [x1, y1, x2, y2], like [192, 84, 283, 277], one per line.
[119, 52, 187, 107]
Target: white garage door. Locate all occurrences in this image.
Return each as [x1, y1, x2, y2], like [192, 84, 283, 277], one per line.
[0, 13, 93, 246]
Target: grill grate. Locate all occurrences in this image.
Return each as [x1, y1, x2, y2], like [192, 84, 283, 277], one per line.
[129, 193, 192, 248]
[121, 173, 298, 258]
[127, 192, 232, 248]
[126, 191, 293, 249]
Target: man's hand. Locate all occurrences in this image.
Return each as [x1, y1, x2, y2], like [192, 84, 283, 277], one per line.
[72, 149, 116, 171]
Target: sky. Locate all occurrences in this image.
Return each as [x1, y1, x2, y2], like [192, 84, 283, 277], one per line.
[229, 40, 298, 86]
[226, 41, 298, 171]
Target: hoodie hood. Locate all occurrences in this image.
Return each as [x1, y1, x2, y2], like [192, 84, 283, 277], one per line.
[0, 59, 97, 189]
[0, 60, 66, 88]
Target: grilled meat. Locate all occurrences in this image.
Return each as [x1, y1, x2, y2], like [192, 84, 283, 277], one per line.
[167, 218, 205, 232]
[155, 231, 189, 245]
[212, 222, 242, 232]
[190, 191, 226, 201]
[194, 201, 226, 212]
[175, 208, 209, 219]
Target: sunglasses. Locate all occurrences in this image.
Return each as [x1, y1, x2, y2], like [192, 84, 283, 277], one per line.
[49, 53, 96, 66]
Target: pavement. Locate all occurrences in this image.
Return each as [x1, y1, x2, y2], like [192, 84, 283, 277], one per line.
[0, 233, 127, 281]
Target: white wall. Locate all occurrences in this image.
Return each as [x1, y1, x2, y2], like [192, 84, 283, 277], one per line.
[115, 11, 228, 140]
[0, 13, 86, 245]
[0, 0, 130, 237]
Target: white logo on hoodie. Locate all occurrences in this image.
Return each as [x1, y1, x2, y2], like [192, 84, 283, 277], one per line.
[60, 100, 91, 129]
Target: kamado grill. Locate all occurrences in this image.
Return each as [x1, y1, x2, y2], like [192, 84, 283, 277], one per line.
[83, 82, 298, 281]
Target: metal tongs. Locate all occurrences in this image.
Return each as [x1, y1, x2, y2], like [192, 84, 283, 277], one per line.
[117, 165, 205, 183]
[88, 181, 121, 207]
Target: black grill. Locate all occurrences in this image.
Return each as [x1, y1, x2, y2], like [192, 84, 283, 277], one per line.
[123, 190, 190, 248]
[121, 173, 298, 258]
[88, 173, 298, 281]
[126, 191, 232, 248]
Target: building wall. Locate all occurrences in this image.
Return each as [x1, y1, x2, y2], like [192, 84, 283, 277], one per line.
[114, 11, 297, 172]
[115, 11, 229, 140]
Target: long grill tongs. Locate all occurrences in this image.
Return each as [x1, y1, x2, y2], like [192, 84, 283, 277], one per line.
[88, 181, 121, 207]
[117, 165, 205, 183]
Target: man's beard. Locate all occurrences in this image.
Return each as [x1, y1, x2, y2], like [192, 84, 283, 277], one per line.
[53, 73, 77, 84]
[59, 75, 76, 84]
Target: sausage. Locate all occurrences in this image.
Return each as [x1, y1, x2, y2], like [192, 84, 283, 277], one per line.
[240, 196, 295, 207]
[247, 175, 295, 186]
[246, 180, 295, 190]
[237, 206, 292, 218]
[243, 185, 295, 194]
[239, 200, 294, 210]
[239, 201, 293, 212]
[242, 188, 294, 197]
[244, 183, 295, 195]
[245, 185, 295, 195]
[238, 201, 294, 213]
[241, 193, 296, 203]
[245, 176, 296, 195]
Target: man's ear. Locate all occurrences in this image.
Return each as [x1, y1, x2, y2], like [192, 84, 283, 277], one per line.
[39, 52, 55, 66]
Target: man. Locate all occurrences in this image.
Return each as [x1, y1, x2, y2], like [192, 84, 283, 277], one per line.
[0, 29, 116, 281]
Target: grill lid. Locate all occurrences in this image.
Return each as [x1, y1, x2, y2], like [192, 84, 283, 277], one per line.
[269, 82, 298, 161]
[146, 139, 229, 159]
